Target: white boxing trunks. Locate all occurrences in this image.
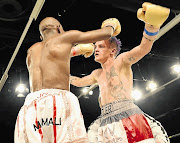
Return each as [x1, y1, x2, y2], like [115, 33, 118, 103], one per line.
[93, 99, 156, 143]
[88, 113, 170, 143]
[14, 89, 89, 143]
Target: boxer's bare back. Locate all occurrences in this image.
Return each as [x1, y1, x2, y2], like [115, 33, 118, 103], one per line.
[27, 35, 72, 92]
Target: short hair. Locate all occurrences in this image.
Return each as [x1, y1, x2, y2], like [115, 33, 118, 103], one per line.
[108, 36, 122, 57]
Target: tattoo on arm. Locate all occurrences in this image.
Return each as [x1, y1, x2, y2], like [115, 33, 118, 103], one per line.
[70, 76, 78, 84]
[128, 57, 135, 62]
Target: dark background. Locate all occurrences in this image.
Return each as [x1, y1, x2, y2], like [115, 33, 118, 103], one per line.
[0, 0, 180, 142]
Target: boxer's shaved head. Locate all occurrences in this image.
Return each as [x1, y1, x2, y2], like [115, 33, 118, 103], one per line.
[39, 17, 64, 40]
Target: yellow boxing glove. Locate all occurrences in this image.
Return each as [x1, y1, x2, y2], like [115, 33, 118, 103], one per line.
[137, 2, 170, 28]
[73, 43, 94, 58]
[101, 18, 121, 36]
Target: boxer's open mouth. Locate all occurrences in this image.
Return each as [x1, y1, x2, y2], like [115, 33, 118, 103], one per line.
[95, 53, 99, 56]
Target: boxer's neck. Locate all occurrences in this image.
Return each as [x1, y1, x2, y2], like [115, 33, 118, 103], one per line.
[101, 57, 114, 70]
[43, 30, 59, 41]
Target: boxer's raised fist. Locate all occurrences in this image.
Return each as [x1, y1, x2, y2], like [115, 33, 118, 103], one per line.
[101, 18, 121, 36]
[137, 2, 170, 28]
[74, 43, 94, 58]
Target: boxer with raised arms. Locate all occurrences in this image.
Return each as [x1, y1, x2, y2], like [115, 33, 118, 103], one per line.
[70, 2, 170, 143]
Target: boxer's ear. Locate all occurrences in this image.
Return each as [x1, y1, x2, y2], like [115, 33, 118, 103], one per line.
[59, 24, 65, 33]
[40, 35, 43, 41]
[112, 48, 116, 55]
[57, 25, 61, 33]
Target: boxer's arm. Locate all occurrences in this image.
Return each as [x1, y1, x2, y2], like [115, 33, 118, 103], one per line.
[70, 70, 97, 87]
[26, 43, 40, 68]
[26, 50, 31, 69]
[98, 96, 102, 108]
[65, 27, 114, 45]
[26, 46, 33, 92]
[68, 18, 121, 44]
[117, 24, 159, 65]
[120, 2, 169, 66]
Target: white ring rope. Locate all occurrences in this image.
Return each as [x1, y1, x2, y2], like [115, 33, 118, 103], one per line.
[0, 0, 45, 92]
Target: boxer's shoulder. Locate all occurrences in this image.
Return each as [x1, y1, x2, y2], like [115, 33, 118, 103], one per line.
[115, 52, 131, 66]
[95, 68, 103, 74]
[27, 42, 42, 53]
[93, 68, 103, 79]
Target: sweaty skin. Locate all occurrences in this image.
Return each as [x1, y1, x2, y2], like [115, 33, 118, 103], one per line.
[27, 39, 72, 92]
[26, 17, 114, 92]
[70, 24, 160, 106]
[93, 62, 133, 105]
[71, 41, 133, 105]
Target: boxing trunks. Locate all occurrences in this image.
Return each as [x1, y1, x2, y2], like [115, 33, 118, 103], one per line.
[14, 89, 89, 143]
[88, 99, 169, 143]
[88, 113, 169, 143]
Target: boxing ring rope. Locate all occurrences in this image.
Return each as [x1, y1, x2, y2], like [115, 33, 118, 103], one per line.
[141, 74, 180, 100]
[169, 133, 180, 139]
[155, 13, 180, 41]
[78, 13, 180, 99]
[78, 83, 98, 99]
[0, 0, 45, 92]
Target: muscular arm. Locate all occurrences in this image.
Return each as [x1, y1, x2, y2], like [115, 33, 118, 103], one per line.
[118, 24, 159, 65]
[26, 50, 31, 70]
[70, 70, 98, 87]
[65, 27, 114, 45]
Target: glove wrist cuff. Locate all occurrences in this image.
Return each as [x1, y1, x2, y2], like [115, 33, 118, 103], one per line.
[144, 28, 158, 36]
[72, 46, 81, 56]
[72, 47, 77, 56]
[144, 24, 159, 36]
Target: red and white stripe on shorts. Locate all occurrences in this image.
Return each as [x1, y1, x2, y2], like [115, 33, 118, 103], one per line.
[88, 113, 169, 143]
[97, 100, 155, 143]
[14, 89, 89, 143]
